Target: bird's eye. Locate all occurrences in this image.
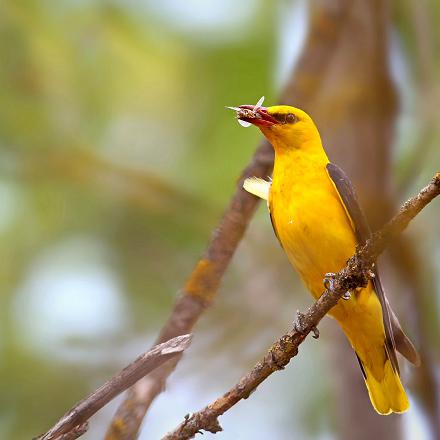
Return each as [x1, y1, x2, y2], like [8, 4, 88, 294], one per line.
[286, 113, 298, 124]
[271, 112, 300, 124]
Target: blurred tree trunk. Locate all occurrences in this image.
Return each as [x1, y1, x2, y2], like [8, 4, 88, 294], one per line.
[288, 0, 402, 438]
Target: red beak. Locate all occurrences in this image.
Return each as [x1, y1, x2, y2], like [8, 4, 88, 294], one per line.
[238, 105, 278, 127]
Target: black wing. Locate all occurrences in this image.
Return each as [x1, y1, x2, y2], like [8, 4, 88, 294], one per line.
[326, 163, 399, 374]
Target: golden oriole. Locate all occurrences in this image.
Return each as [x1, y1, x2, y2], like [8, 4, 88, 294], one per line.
[231, 99, 419, 415]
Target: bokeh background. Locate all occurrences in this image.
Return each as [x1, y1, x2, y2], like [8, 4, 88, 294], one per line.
[1, 1, 439, 439]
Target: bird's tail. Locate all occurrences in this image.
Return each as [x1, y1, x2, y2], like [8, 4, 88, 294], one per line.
[356, 350, 409, 415]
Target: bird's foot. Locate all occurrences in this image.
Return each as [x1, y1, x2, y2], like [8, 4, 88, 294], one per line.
[342, 291, 351, 300]
[293, 310, 319, 339]
[323, 272, 337, 290]
[311, 326, 320, 339]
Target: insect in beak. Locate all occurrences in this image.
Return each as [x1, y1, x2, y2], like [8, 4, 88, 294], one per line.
[226, 96, 278, 127]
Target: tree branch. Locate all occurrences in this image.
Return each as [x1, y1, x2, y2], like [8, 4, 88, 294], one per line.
[36, 334, 192, 440]
[163, 172, 440, 440]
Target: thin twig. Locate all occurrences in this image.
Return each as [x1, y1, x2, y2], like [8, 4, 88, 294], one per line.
[36, 334, 192, 440]
[163, 173, 440, 440]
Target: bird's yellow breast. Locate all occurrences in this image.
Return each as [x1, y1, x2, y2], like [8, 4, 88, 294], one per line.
[271, 181, 355, 289]
[269, 149, 373, 322]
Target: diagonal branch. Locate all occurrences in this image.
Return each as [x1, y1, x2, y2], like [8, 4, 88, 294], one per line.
[36, 334, 192, 440]
[163, 172, 440, 440]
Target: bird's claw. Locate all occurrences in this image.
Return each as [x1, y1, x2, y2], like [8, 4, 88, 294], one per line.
[342, 291, 351, 300]
[323, 272, 337, 290]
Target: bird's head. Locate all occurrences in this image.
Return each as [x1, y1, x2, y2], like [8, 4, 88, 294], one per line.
[232, 102, 320, 151]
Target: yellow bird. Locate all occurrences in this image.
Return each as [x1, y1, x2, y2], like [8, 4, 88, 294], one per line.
[232, 100, 419, 415]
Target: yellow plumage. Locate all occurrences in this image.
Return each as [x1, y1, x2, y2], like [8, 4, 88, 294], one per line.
[242, 104, 411, 414]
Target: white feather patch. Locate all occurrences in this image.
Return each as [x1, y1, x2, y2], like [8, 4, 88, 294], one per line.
[243, 177, 271, 201]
